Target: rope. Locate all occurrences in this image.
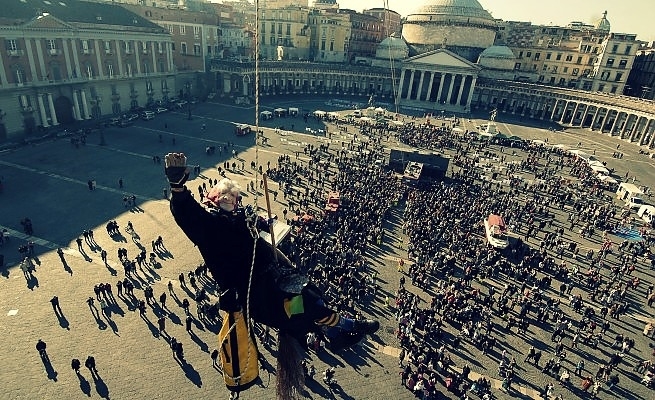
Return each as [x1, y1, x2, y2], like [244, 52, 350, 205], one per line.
[384, 0, 399, 115]
[219, 0, 261, 387]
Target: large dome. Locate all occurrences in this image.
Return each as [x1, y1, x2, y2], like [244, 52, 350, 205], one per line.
[402, 0, 496, 62]
[411, 0, 493, 20]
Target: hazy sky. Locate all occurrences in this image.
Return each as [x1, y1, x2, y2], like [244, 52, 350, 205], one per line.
[336, 0, 655, 42]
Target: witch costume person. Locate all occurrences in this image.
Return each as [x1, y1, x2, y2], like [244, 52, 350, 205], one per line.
[164, 153, 379, 399]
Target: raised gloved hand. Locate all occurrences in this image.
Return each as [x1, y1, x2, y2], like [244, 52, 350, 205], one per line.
[164, 153, 191, 188]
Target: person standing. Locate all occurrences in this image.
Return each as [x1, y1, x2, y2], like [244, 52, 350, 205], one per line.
[71, 358, 81, 374]
[185, 315, 193, 332]
[211, 349, 219, 367]
[85, 356, 97, 375]
[36, 339, 48, 361]
[50, 296, 62, 315]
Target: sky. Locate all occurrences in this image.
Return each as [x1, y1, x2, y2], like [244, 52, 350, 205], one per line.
[334, 0, 655, 42]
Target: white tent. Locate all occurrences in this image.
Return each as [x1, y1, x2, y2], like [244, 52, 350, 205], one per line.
[591, 165, 610, 175]
[597, 175, 617, 184]
[327, 111, 340, 117]
[452, 127, 464, 134]
[274, 108, 287, 113]
[313, 110, 326, 116]
[374, 107, 385, 114]
[288, 107, 299, 115]
[260, 110, 273, 119]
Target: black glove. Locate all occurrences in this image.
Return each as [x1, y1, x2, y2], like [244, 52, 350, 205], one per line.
[164, 153, 190, 188]
[218, 288, 241, 312]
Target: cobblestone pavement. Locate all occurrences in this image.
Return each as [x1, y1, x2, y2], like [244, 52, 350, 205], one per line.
[0, 99, 653, 400]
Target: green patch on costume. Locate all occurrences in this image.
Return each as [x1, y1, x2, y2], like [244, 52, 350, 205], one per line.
[284, 295, 305, 318]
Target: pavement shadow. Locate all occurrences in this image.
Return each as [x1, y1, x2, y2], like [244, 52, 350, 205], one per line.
[182, 361, 203, 387]
[77, 372, 92, 397]
[41, 356, 58, 381]
[57, 312, 70, 330]
[189, 329, 209, 353]
[93, 374, 110, 399]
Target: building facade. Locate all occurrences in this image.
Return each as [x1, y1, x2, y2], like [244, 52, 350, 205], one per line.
[494, 13, 639, 94]
[341, 10, 385, 63]
[121, 4, 221, 72]
[363, 8, 401, 37]
[0, 0, 175, 141]
[308, 9, 351, 63]
[259, 7, 312, 61]
[626, 42, 655, 100]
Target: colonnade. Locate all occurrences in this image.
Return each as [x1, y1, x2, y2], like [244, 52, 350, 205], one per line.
[397, 68, 477, 109]
[473, 86, 655, 147]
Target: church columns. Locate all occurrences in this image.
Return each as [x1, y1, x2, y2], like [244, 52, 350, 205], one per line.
[405, 69, 415, 99]
[465, 76, 476, 110]
[397, 69, 406, 101]
[446, 74, 455, 105]
[436, 74, 446, 103]
[416, 70, 425, 101]
[426, 73, 436, 102]
[455, 74, 466, 106]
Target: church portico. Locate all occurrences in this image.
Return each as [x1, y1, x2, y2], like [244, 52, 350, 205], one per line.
[397, 49, 480, 113]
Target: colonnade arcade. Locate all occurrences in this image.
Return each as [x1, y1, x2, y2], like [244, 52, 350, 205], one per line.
[474, 83, 655, 147]
[214, 63, 395, 99]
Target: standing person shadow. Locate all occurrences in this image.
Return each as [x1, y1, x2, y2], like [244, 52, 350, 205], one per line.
[41, 356, 58, 381]
[76, 371, 92, 397]
[92, 372, 110, 399]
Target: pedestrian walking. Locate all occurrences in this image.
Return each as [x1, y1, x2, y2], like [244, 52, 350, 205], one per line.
[211, 349, 219, 367]
[85, 356, 97, 374]
[186, 315, 193, 332]
[36, 339, 48, 360]
[71, 358, 81, 374]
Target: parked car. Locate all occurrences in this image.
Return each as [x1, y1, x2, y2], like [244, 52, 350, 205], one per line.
[155, 107, 168, 114]
[141, 111, 155, 120]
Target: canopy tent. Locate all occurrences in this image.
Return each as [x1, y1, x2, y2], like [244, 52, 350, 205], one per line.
[274, 108, 287, 113]
[374, 107, 385, 113]
[313, 110, 326, 116]
[597, 175, 617, 184]
[590, 165, 610, 175]
[288, 107, 299, 115]
[327, 111, 340, 117]
[260, 111, 272, 115]
[452, 127, 464, 134]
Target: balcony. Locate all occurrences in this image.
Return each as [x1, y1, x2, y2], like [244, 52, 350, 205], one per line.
[48, 49, 61, 56]
[7, 49, 24, 57]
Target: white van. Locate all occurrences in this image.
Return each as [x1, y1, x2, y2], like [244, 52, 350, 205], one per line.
[638, 205, 655, 224]
[617, 182, 643, 202]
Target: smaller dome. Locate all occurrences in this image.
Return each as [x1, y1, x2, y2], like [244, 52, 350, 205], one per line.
[376, 33, 409, 60]
[479, 45, 515, 59]
[595, 10, 610, 32]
